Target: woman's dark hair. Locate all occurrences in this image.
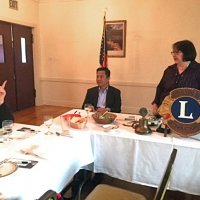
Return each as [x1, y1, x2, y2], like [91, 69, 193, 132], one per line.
[97, 67, 110, 78]
[172, 40, 197, 61]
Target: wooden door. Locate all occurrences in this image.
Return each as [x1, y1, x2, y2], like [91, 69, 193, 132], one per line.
[0, 21, 17, 112]
[12, 24, 35, 110]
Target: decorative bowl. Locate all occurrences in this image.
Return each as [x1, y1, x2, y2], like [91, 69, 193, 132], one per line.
[70, 117, 87, 129]
[92, 112, 117, 124]
[62, 114, 81, 119]
[61, 114, 87, 129]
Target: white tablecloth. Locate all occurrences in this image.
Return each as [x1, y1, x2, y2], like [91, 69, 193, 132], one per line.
[1, 110, 200, 198]
[87, 112, 200, 196]
[0, 123, 93, 200]
[60, 109, 200, 196]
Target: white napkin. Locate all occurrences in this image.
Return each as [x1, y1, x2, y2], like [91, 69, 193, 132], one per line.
[10, 131, 34, 139]
[20, 145, 46, 159]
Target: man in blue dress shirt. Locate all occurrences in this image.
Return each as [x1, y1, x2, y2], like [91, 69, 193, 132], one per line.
[82, 67, 121, 113]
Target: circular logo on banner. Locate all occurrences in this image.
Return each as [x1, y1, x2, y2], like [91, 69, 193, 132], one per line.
[158, 88, 200, 137]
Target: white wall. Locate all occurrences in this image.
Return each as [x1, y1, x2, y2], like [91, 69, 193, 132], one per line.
[0, 0, 42, 105]
[39, 0, 200, 113]
[0, 0, 38, 25]
[1, 0, 200, 113]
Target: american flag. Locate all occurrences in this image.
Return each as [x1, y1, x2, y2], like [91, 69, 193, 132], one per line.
[99, 16, 108, 68]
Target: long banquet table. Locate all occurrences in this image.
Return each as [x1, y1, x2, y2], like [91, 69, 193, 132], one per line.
[1, 109, 200, 199]
[0, 123, 93, 200]
[54, 109, 200, 196]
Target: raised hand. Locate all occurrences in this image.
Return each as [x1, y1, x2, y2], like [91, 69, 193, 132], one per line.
[0, 80, 7, 104]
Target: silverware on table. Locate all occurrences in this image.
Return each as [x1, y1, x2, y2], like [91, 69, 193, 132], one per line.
[20, 147, 46, 160]
[56, 132, 73, 138]
[103, 125, 119, 132]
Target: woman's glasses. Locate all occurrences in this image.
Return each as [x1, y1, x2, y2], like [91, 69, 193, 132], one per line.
[171, 50, 181, 55]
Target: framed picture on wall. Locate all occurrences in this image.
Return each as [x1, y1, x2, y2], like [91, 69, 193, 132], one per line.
[106, 20, 126, 57]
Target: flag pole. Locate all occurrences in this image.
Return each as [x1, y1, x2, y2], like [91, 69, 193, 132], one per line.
[99, 10, 108, 68]
[103, 8, 107, 67]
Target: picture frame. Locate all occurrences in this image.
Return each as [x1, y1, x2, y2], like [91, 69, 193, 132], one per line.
[106, 20, 126, 57]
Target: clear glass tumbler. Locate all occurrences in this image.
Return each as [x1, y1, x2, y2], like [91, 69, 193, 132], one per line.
[2, 120, 13, 142]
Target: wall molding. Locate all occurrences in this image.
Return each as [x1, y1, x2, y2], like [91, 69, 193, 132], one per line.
[0, 16, 37, 28]
[40, 77, 157, 88]
[39, 0, 85, 3]
[41, 77, 155, 113]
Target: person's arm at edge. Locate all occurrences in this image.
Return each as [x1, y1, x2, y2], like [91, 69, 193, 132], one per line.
[0, 103, 14, 127]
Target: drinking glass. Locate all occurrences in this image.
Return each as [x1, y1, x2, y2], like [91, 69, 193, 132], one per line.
[84, 104, 93, 118]
[43, 115, 53, 135]
[60, 115, 71, 134]
[2, 120, 13, 142]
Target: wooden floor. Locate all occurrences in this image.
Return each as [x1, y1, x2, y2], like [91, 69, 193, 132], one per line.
[13, 105, 200, 200]
[13, 105, 71, 126]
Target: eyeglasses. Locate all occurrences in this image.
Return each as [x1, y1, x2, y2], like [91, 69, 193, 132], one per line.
[171, 51, 181, 55]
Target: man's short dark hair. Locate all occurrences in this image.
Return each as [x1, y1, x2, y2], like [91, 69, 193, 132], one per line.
[97, 67, 111, 78]
[172, 40, 197, 61]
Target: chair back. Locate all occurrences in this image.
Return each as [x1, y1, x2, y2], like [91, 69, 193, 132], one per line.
[153, 148, 177, 200]
[38, 190, 57, 200]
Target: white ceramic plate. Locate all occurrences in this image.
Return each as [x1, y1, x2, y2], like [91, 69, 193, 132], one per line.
[9, 131, 31, 139]
[0, 162, 18, 177]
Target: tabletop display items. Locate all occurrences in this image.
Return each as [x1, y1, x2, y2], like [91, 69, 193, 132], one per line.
[155, 117, 171, 137]
[157, 88, 200, 138]
[134, 107, 152, 134]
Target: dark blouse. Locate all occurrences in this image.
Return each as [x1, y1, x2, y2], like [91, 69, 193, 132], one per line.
[0, 103, 14, 128]
[152, 60, 200, 107]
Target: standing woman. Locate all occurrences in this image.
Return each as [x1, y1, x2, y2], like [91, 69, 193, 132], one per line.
[0, 80, 14, 127]
[152, 40, 200, 115]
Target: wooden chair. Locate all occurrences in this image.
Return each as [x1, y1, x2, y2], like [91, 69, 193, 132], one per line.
[38, 190, 58, 200]
[85, 148, 177, 200]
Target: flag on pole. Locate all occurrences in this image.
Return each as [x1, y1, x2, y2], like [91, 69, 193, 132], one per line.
[99, 15, 108, 68]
